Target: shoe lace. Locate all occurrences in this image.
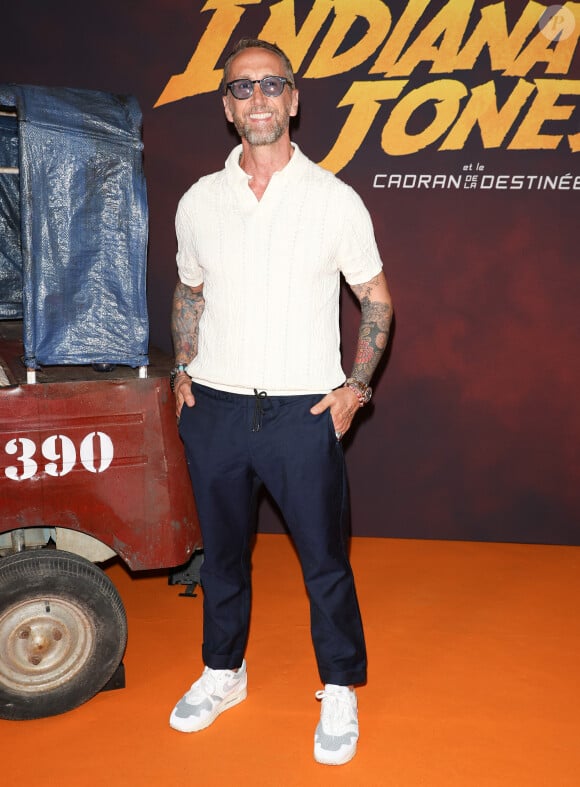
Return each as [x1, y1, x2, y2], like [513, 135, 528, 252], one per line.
[185, 667, 218, 701]
[315, 687, 355, 733]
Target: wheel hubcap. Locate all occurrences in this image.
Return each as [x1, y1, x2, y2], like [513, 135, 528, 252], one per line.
[0, 598, 95, 692]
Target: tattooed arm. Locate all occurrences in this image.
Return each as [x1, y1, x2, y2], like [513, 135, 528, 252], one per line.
[310, 271, 392, 437]
[171, 280, 205, 416]
[349, 271, 392, 385]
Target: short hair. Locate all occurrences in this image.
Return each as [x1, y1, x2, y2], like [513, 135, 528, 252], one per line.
[221, 38, 295, 95]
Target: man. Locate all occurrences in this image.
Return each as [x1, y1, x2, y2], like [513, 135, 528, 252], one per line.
[169, 38, 392, 766]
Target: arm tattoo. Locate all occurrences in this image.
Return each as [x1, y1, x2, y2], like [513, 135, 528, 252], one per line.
[350, 274, 392, 385]
[171, 281, 205, 364]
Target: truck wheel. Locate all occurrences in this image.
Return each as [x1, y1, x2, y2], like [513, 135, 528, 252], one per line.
[0, 549, 127, 720]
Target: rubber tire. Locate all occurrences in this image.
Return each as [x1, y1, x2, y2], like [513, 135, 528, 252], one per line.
[0, 549, 127, 720]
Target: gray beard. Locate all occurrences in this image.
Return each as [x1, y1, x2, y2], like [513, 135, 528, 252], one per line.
[234, 116, 288, 146]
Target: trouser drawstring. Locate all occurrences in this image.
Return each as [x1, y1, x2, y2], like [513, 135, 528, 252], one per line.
[252, 389, 268, 432]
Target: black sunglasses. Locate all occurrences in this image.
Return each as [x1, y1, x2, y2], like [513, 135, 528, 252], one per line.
[225, 76, 292, 100]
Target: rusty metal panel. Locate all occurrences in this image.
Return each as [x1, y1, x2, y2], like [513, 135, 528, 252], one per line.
[0, 327, 201, 571]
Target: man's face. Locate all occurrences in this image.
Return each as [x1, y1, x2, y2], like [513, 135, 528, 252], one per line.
[222, 48, 299, 146]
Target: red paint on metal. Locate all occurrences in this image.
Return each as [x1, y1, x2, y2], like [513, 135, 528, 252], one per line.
[0, 326, 201, 571]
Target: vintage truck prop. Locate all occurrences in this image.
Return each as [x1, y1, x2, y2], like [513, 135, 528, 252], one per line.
[0, 85, 201, 721]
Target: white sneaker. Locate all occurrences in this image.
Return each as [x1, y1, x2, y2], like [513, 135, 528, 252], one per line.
[314, 684, 359, 765]
[169, 660, 247, 732]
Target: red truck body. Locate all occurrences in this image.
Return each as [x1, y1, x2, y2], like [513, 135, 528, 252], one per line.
[0, 323, 200, 571]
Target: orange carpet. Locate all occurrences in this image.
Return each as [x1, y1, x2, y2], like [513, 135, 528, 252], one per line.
[3, 534, 580, 786]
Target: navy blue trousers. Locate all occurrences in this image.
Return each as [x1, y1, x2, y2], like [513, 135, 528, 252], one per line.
[179, 382, 367, 686]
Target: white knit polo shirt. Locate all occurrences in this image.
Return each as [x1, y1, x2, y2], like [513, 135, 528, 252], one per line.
[176, 144, 383, 395]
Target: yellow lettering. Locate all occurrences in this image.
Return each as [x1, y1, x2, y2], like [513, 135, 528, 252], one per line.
[154, 0, 261, 107]
[372, 0, 474, 77]
[371, 0, 430, 74]
[153, 0, 580, 159]
[441, 78, 535, 149]
[303, 0, 391, 78]
[506, 2, 580, 76]
[453, 2, 539, 73]
[509, 79, 580, 150]
[259, 0, 334, 73]
[545, 3, 580, 75]
[569, 129, 580, 152]
[318, 80, 407, 172]
[382, 79, 467, 155]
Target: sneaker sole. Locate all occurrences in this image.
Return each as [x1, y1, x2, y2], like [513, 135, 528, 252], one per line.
[314, 742, 357, 766]
[169, 686, 247, 733]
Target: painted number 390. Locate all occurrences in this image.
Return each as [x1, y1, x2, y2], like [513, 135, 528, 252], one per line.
[4, 432, 114, 481]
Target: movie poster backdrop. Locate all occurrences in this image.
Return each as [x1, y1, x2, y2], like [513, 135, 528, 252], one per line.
[1, 1, 578, 543]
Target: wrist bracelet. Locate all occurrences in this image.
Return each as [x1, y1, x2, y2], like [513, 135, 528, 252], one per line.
[170, 364, 188, 393]
[344, 377, 373, 406]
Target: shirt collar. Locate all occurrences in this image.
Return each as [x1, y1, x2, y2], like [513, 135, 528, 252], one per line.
[225, 142, 305, 188]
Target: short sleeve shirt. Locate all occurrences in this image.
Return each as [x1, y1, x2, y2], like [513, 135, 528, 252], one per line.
[176, 144, 383, 395]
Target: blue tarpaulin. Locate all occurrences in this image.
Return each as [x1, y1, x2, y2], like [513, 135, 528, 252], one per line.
[0, 111, 22, 319]
[0, 85, 149, 367]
